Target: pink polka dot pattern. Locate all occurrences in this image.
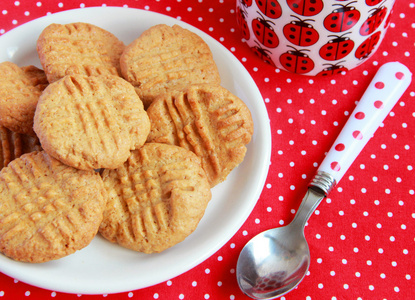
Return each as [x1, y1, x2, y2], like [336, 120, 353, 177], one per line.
[354, 112, 365, 119]
[0, 1, 414, 300]
[395, 71, 404, 80]
[330, 161, 341, 172]
[317, 62, 411, 185]
[374, 100, 384, 108]
[352, 130, 364, 140]
[334, 143, 345, 151]
[375, 81, 385, 89]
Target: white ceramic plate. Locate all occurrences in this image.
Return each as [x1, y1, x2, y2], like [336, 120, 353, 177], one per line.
[0, 7, 271, 295]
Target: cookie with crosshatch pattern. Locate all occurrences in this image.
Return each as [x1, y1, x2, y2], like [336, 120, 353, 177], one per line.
[0, 151, 107, 263]
[0, 62, 48, 136]
[99, 143, 211, 253]
[120, 24, 220, 109]
[37, 22, 125, 83]
[33, 74, 150, 170]
[146, 84, 254, 187]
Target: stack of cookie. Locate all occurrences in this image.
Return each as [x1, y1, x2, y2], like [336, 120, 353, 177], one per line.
[0, 22, 254, 263]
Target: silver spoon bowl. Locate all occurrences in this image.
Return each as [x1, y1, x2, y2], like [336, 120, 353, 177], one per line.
[237, 226, 309, 299]
[237, 184, 330, 299]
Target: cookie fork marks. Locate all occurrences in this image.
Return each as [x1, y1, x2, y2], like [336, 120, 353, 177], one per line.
[147, 84, 254, 187]
[99, 143, 211, 253]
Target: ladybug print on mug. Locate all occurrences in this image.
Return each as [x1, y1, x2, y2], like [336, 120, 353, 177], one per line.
[252, 13, 280, 48]
[355, 31, 381, 60]
[286, 0, 324, 16]
[319, 33, 355, 61]
[237, 6, 250, 40]
[283, 16, 319, 46]
[317, 62, 348, 76]
[359, 5, 388, 36]
[324, 1, 361, 32]
[237, 0, 395, 75]
[251, 42, 276, 67]
[255, 0, 282, 19]
[279, 46, 314, 74]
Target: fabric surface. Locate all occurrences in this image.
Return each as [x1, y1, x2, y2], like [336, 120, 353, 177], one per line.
[0, 0, 413, 299]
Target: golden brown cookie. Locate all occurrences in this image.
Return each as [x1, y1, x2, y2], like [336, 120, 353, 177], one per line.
[146, 84, 254, 187]
[0, 151, 107, 263]
[33, 74, 150, 170]
[120, 24, 220, 109]
[0, 125, 42, 170]
[99, 143, 211, 253]
[0, 62, 48, 136]
[37, 22, 125, 83]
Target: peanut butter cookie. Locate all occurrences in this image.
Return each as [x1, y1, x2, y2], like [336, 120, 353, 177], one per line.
[34, 74, 150, 170]
[0, 151, 107, 263]
[99, 143, 211, 253]
[120, 24, 220, 108]
[146, 84, 254, 187]
[0, 62, 48, 136]
[37, 22, 125, 83]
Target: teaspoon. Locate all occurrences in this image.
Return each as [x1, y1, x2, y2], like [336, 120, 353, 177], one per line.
[236, 62, 412, 299]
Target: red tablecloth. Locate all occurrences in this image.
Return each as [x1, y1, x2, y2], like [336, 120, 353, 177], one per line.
[0, 0, 414, 299]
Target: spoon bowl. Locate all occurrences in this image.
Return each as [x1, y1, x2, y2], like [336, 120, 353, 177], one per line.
[237, 187, 327, 299]
[237, 225, 310, 299]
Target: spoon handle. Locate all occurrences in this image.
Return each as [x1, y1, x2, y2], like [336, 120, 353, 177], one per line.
[311, 62, 412, 194]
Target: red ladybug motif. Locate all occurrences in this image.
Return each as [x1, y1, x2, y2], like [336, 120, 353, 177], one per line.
[319, 33, 355, 61]
[355, 31, 381, 60]
[359, 5, 388, 36]
[286, 0, 324, 16]
[283, 16, 319, 46]
[324, 1, 361, 32]
[252, 13, 280, 48]
[255, 0, 282, 19]
[279, 46, 314, 74]
[251, 42, 276, 67]
[365, 0, 383, 6]
[237, 7, 250, 40]
[241, 0, 253, 7]
[317, 62, 348, 76]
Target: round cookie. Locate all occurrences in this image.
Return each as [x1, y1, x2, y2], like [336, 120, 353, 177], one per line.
[120, 24, 221, 109]
[0, 151, 108, 263]
[99, 143, 211, 253]
[37, 22, 125, 83]
[34, 74, 150, 170]
[0, 62, 48, 136]
[146, 84, 254, 187]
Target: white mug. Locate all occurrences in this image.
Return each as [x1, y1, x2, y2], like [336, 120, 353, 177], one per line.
[236, 0, 396, 76]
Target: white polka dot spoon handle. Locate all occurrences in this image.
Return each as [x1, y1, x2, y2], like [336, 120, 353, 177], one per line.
[311, 62, 412, 195]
